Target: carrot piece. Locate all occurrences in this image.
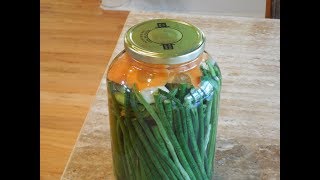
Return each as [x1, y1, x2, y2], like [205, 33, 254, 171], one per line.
[186, 67, 202, 87]
[126, 67, 169, 90]
[107, 54, 131, 85]
[108, 52, 201, 90]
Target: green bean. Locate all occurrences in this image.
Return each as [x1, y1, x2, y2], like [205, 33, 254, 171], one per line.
[204, 153, 209, 175]
[159, 89, 187, 143]
[206, 91, 220, 178]
[108, 83, 159, 179]
[125, 90, 168, 179]
[175, 84, 189, 142]
[158, 89, 203, 180]
[131, 120, 169, 180]
[204, 99, 213, 140]
[124, 135, 135, 179]
[156, 94, 200, 179]
[206, 60, 217, 78]
[164, 100, 174, 129]
[191, 108, 199, 142]
[140, 162, 147, 180]
[157, 152, 178, 180]
[108, 82, 127, 178]
[200, 65, 209, 77]
[122, 91, 160, 178]
[174, 107, 203, 180]
[204, 124, 212, 153]
[198, 100, 205, 162]
[186, 108, 209, 180]
[173, 107, 183, 144]
[130, 93, 184, 180]
[124, 118, 160, 178]
[133, 85, 191, 180]
[152, 125, 169, 155]
[170, 87, 179, 97]
[173, 108, 183, 148]
[116, 122, 128, 179]
[118, 116, 154, 179]
[182, 109, 188, 143]
[213, 65, 222, 83]
[178, 83, 187, 102]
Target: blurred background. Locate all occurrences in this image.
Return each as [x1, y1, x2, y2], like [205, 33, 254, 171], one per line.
[101, 0, 280, 18]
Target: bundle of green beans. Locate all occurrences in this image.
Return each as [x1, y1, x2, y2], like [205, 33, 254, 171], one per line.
[108, 60, 221, 180]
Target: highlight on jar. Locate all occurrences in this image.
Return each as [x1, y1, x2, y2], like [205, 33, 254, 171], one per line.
[106, 19, 222, 180]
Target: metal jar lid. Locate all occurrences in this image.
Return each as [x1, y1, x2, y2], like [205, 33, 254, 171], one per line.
[124, 19, 205, 65]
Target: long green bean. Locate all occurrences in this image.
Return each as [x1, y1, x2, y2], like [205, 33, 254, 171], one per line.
[158, 89, 203, 180]
[186, 108, 209, 180]
[118, 116, 154, 179]
[133, 85, 192, 180]
[108, 82, 127, 179]
[191, 108, 199, 142]
[198, 99, 205, 162]
[152, 125, 169, 155]
[164, 99, 174, 130]
[130, 93, 184, 180]
[131, 120, 169, 180]
[124, 137, 135, 180]
[206, 91, 220, 177]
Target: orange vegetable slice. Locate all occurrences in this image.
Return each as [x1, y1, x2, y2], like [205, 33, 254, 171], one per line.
[186, 66, 202, 87]
[107, 54, 131, 85]
[126, 66, 169, 90]
[108, 53, 169, 90]
[107, 52, 202, 90]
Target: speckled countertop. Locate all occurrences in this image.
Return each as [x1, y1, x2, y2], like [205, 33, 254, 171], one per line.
[61, 11, 280, 180]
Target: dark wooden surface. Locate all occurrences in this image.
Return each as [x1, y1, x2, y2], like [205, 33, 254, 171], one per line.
[266, 0, 271, 18]
[266, 0, 280, 19]
[272, 0, 280, 19]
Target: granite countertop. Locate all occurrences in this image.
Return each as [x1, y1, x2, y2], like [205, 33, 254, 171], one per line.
[61, 11, 280, 180]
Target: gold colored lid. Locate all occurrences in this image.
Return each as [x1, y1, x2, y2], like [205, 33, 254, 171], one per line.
[124, 19, 205, 65]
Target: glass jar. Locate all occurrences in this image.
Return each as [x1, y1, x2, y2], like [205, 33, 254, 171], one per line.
[107, 19, 221, 180]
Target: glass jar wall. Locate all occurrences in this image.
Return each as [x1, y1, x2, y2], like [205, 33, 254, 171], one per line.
[107, 19, 221, 180]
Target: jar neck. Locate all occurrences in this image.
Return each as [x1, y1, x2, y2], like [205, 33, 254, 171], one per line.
[127, 51, 206, 73]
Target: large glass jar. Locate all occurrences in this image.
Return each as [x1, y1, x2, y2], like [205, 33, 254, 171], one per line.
[107, 19, 221, 180]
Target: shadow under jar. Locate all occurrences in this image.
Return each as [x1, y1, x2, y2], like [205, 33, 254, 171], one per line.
[106, 19, 221, 180]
